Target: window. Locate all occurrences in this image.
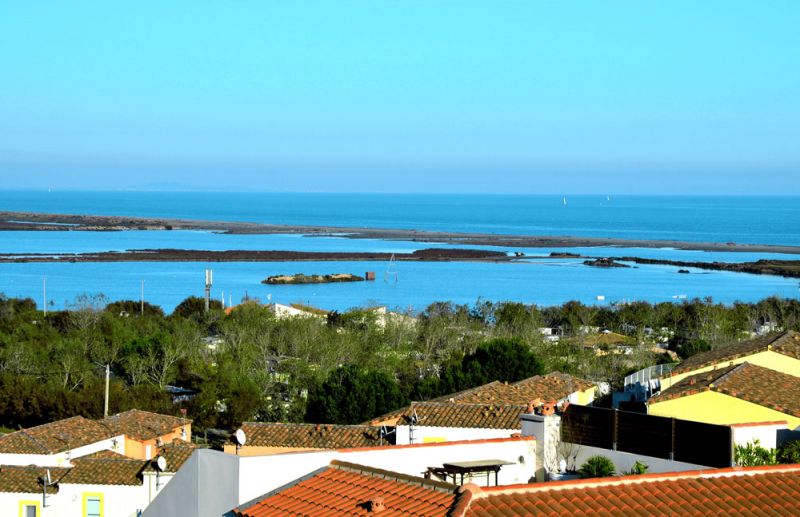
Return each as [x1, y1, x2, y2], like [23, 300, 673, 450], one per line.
[82, 493, 104, 517]
[18, 501, 40, 517]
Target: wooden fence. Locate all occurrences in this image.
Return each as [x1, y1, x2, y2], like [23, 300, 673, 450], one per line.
[561, 405, 732, 468]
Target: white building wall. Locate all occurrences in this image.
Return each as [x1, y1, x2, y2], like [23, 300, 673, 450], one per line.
[395, 425, 519, 445]
[0, 435, 125, 467]
[569, 445, 708, 474]
[732, 422, 788, 450]
[0, 473, 174, 517]
[236, 437, 536, 505]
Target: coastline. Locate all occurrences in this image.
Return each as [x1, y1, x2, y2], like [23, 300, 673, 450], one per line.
[3, 210, 800, 254]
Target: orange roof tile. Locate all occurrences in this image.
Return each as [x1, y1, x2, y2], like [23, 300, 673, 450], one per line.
[365, 373, 594, 426]
[0, 416, 115, 455]
[102, 409, 190, 441]
[512, 373, 595, 402]
[142, 438, 197, 473]
[463, 465, 800, 517]
[650, 362, 800, 418]
[60, 455, 147, 486]
[238, 422, 387, 449]
[399, 402, 524, 430]
[235, 460, 459, 516]
[0, 465, 69, 494]
[671, 330, 800, 375]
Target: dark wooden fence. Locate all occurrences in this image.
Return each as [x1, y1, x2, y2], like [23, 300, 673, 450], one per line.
[561, 405, 732, 468]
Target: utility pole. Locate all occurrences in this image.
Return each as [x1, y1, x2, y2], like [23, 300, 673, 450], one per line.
[204, 269, 212, 312]
[43, 276, 47, 317]
[140, 280, 145, 316]
[104, 363, 110, 418]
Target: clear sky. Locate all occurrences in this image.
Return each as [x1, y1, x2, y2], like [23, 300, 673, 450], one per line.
[1, 1, 799, 194]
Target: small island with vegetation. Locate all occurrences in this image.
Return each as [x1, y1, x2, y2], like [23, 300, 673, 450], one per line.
[263, 273, 366, 285]
[583, 258, 631, 268]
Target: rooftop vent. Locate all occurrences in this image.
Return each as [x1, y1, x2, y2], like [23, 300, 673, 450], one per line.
[367, 497, 386, 513]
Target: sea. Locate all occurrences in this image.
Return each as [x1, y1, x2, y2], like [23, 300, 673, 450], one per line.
[1, 191, 799, 313]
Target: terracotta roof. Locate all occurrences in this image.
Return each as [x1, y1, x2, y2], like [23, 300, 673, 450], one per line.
[365, 373, 594, 425]
[650, 362, 800, 418]
[671, 331, 800, 375]
[512, 373, 595, 402]
[462, 465, 800, 516]
[238, 422, 387, 449]
[102, 409, 189, 441]
[60, 455, 147, 486]
[0, 416, 115, 455]
[142, 438, 198, 473]
[235, 460, 458, 516]
[399, 402, 524, 430]
[0, 465, 69, 494]
[582, 331, 635, 347]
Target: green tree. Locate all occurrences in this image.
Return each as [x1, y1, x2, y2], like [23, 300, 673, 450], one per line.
[305, 365, 407, 424]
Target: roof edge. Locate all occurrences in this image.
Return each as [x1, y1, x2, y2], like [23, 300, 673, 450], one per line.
[474, 463, 800, 498]
[330, 460, 457, 492]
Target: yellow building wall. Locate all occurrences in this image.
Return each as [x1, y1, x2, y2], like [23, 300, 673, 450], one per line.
[124, 424, 192, 460]
[573, 386, 597, 406]
[662, 351, 800, 389]
[648, 390, 800, 429]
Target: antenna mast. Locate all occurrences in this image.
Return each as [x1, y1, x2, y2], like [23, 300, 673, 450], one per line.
[204, 269, 213, 312]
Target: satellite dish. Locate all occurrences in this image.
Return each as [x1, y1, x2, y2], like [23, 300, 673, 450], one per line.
[155, 456, 167, 472]
[234, 429, 247, 446]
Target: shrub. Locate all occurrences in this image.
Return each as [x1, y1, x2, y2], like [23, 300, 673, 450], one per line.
[734, 439, 777, 466]
[777, 440, 800, 464]
[579, 455, 616, 478]
[623, 460, 649, 476]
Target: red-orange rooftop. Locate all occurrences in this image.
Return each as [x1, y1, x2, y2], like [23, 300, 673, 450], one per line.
[462, 465, 800, 517]
[234, 460, 459, 516]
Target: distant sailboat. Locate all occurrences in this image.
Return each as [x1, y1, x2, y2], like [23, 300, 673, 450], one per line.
[607, 195, 611, 201]
[562, 196, 567, 206]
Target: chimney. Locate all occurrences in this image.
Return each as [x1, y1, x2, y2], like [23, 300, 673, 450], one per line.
[368, 497, 386, 513]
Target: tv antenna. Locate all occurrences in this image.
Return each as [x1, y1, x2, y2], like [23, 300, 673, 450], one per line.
[41, 468, 55, 507]
[379, 425, 396, 446]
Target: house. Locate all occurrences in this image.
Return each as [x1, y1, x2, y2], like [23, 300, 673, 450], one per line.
[1, 442, 195, 517]
[660, 331, 800, 390]
[102, 409, 192, 460]
[0, 416, 123, 467]
[143, 436, 537, 517]
[395, 402, 525, 444]
[512, 373, 596, 406]
[230, 463, 800, 516]
[232, 460, 459, 516]
[0, 410, 192, 467]
[267, 303, 327, 320]
[222, 423, 389, 456]
[367, 372, 597, 428]
[647, 362, 800, 429]
[460, 464, 800, 516]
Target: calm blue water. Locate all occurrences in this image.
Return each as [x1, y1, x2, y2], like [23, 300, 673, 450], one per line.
[2, 190, 799, 245]
[1, 191, 799, 312]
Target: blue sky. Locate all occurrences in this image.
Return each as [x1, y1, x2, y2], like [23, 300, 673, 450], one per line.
[1, 1, 799, 193]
